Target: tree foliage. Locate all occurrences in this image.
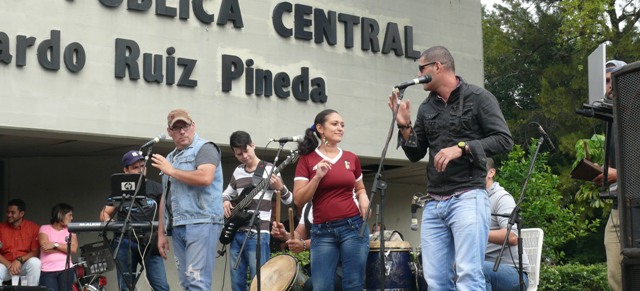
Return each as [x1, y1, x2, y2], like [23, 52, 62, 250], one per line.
[496, 144, 600, 262]
[482, 0, 640, 266]
[572, 134, 609, 209]
[483, 0, 640, 217]
[483, 0, 640, 155]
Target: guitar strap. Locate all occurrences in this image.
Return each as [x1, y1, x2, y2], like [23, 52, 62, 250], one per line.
[252, 160, 267, 187]
[164, 180, 173, 235]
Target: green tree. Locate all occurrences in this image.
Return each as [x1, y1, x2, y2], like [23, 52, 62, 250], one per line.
[482, 0, 640, 222]
[496, 144, 600, 262]
[572, 134, 611, 214]
[481, 0, 640, 277]
[483, 0, 640, 156]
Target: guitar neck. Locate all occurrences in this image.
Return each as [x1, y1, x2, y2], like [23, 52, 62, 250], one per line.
[230, 178, 269, 217]
[227, 151, 298, 219]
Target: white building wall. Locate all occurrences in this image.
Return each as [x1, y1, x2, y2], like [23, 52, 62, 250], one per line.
[1, 0, 483, 159]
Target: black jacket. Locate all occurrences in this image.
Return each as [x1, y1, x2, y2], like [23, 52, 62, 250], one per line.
[400, 77, 513, 195]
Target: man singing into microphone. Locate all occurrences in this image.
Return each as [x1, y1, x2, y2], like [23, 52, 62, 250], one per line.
[99, 150, 169, 291]
[389, 45, 513, 290]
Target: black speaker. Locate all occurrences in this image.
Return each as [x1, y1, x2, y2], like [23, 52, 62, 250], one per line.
[613, 61, 640, 291]
[621, 257, 640, 290]
[79, 240, 115, 275]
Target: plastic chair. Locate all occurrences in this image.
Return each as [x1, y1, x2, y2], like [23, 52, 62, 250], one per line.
[521, 228, 544, 291]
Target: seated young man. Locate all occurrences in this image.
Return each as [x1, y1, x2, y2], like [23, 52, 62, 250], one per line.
[0, 199, 41, 286]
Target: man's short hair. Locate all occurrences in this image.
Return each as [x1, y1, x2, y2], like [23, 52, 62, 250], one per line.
[8, 198, 26, 212]
[230, 130, 253, 150]
[421, 45, 456, 72]
[486, 157, 495, 171]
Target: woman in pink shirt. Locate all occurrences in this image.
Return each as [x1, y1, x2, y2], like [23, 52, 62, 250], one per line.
[38, 203, 77, 290]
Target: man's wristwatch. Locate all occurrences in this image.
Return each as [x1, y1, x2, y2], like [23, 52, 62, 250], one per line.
[16, 256, 23, 264]
[53, 242, 60, 249]
[458, 141, 467, 156]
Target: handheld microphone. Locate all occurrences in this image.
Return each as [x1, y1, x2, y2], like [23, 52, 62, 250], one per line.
[411, 204, 419, 231]
[395, 75, 432, 90]
[537, 125, 556, 152]
[270, 135, 304, 143]
[141, 134, 166, 148]
[410, 193, 424, 231]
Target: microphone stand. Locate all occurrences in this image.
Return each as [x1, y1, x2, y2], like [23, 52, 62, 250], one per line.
[360, 87, 407, 289]
[65, 233, 73, 290]
[601, 120, 612, 197]
[493, 136, 545, 291]
[233, 142, 285, 291]
[112, 146, 153, 290]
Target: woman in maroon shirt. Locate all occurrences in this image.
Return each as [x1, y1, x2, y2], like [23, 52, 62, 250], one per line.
[293, 109, 370, 291]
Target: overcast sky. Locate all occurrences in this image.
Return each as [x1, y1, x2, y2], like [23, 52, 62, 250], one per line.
[481, 0, 502, 10]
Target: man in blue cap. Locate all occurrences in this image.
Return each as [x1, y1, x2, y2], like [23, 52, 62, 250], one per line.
[99, 150, 169, 291]
[597, 59, 626, 291]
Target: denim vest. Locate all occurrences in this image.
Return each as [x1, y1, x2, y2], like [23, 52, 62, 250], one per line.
[163, 134, 224, 228]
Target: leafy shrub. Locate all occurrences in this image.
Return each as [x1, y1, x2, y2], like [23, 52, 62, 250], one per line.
[539, 262, 608, 291]
[573, 134, 612, 211]
[498, 144, 600, 262]
[270, 250, 310, 267]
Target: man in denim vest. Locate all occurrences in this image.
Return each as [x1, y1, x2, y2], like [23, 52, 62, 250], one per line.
[152, 108, 224, 290]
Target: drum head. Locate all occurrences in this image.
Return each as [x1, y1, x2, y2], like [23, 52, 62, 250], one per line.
[369, 240, 412, 251]
[250, 254, 298, 291]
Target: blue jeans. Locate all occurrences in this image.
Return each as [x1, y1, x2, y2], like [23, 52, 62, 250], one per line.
[230, 231, 270, 291]
[40, 268, 75, 291]
[421, 189, 490, 291]
[113, 237, 169, 291]
[172, 223, 222, 291]
[482, 261, 529, 291]
[310, 215, 369, 291]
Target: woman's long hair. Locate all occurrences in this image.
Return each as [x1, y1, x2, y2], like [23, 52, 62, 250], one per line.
[297, 109, 338, 155]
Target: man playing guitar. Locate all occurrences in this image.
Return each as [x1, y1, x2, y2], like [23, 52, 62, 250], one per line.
[222, 130, 293, 291]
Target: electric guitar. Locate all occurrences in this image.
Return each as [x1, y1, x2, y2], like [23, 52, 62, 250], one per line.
[219, 150, 299, 245]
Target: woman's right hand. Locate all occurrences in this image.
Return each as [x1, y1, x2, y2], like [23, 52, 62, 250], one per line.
[314, 159, 333, 180]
